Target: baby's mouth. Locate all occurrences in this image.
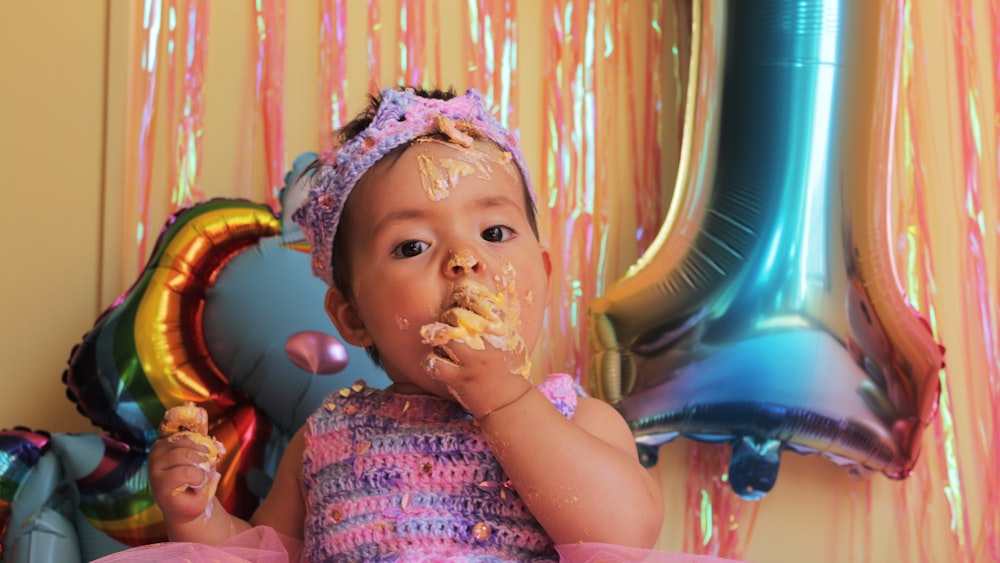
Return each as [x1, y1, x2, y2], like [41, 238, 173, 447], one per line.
[419, 276, 530, 377]
[421, 285, 500, 353]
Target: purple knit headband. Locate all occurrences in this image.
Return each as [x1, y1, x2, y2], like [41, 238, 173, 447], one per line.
[292, 87, 535, 286]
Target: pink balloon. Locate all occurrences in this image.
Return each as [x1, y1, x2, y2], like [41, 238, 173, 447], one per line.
[285, 331, 349, 375]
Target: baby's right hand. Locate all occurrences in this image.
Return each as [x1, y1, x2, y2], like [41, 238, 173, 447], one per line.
[148, 403, 225, 525]
[420, 279, 535, 415]
[148, 433, 221, 524]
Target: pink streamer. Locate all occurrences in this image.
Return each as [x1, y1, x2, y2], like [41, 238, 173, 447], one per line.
[319, 0, 348, 146]
[623, 0, 664, 256]
[541, 0, 600, 378]
[165, 0, 208, 210]
[432, 2, 442, 87]
[949, 0, 998, 557]
[466, 0, 518, 128]
[367, 0, 381, 93]
[125, 0, 163, 279]
[397, 0, 426, 88]
[254, 0, 286, 211]
[682, 444, 760, 558]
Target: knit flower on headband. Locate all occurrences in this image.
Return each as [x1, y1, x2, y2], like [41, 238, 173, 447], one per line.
[291, 87, 535, 286]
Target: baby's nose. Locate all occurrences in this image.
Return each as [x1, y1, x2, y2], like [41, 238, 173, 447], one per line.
[447, 249, 482, 275]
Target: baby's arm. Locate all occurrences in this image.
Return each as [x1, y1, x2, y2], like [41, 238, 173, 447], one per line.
[423, 287, 662, 545]
[475, 387, 664, 547]
[149, 424, 306, 544]
[250, 427, 307, 539]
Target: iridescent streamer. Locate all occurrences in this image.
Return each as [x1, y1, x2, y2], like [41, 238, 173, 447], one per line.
[623, 0, 664, 255]
[541, 0, 597, 377]
[319, 0, 348, 145]
[165, 0, 179, 209]
[893, 6, 943, 561]
[254, 0, 287, 210]
[948, 0, 998, 557]
[900, 7, 948, 558]
[894, 1, 997, 560]
[595, 0, 620, 282]
[397, 0, 426, 88]
[123, 0, 163, 283]
[367, 0, 382, 93]
[431, 2, 442, 87]
[165, 0, 208, 210]
[593, 0, 619, 292]
[466, 0, 518, 128]
[990, 0, 1000, 552]
[683, 444, 760, 557]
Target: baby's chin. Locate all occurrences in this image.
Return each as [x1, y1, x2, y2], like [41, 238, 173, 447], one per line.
[381, 360, 453, 396]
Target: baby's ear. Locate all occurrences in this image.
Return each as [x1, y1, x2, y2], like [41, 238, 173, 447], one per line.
[541, 247, 553, 299]
[324, 287, 371, 347]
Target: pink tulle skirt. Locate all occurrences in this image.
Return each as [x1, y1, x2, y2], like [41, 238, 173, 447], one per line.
[93, 528, 745, 562]
[556, 543, 746, 562]
[92, 526, 302, 563]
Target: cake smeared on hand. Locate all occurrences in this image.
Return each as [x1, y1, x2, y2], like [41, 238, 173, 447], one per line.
[158, 402, 227, 517]
[420, 261, 530, 378]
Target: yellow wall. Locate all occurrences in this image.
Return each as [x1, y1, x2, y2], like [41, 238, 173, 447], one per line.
[1, 2, 107, 434]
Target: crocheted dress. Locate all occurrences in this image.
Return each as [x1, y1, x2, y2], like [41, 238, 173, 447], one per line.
[301, 374, 579, 562]
[91, 373, 747, 562]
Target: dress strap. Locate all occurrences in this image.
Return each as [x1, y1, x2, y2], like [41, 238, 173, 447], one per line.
[535, 373, 583, 419]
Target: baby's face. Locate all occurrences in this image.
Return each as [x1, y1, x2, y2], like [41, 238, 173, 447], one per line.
[333, 138, 550, 396]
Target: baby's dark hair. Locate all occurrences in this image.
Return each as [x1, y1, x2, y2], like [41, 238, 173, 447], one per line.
[327, 86, 540, 366]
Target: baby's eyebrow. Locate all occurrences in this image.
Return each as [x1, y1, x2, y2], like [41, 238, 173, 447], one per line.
[372, 208, 426, 236]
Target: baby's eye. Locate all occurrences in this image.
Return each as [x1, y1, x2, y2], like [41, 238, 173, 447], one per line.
[482, 225, 514, 243]
[393, 240, 429, 258]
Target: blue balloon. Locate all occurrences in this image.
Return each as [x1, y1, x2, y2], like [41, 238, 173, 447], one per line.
[204, 229, 391, 437]
[590, 0, 943, 500]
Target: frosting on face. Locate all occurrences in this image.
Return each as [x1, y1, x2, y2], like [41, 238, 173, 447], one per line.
[417, 154, 476, 201]
[395, 313, 411, 330]
[419, 259, 530, 378]
[413, 139, 520, 202]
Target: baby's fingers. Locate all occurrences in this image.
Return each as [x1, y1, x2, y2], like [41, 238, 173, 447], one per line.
[149, 436, 212, 468]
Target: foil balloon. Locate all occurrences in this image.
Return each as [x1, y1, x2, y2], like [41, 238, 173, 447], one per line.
[62, 199, 284, 446]
[590, 0, 944, 500]
[285, 330, 350, 375]
[0, 429, 51, 557]
[39, 154, 391, 554]
[0, 430, 96, 562]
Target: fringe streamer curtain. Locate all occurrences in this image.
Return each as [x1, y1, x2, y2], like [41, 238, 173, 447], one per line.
[466, 0, 518, 129]
[319, 0, 348, 141]
[397, 0, 427, 89]
[164, 0, 208, 210]
[122, 0, 162, 288]
[367, 0, 381, 93]
[894, 0, 1000, 559]
[541, 0, 599, 378]
[115, 1, 998, 560]
[254, 0, 286, 211]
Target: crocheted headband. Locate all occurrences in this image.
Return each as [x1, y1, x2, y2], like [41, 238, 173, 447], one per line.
[292, 87, 535, 286]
